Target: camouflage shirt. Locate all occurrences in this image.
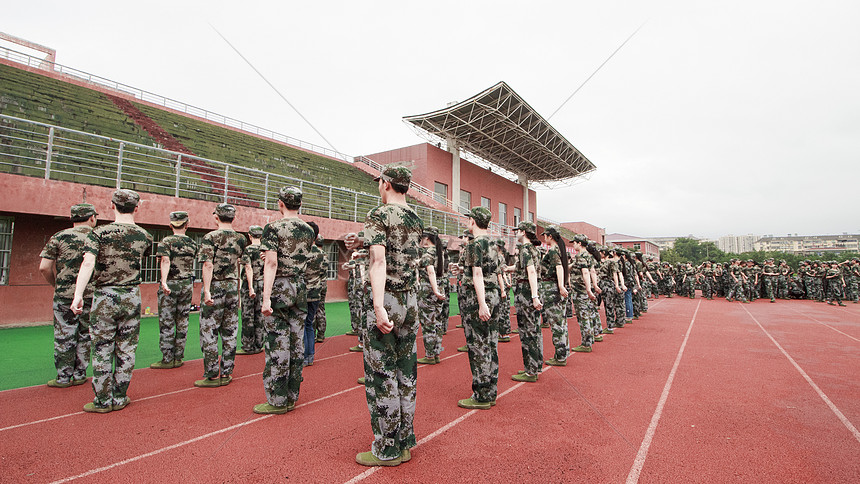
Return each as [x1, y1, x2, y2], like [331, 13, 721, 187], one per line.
[569, 253, 591, 294]
[540, 246, 562, 282]
[461, 235, 500, 290]
[260, 217, 315, 278]
[156, 234, 198, 280]
[305, 244, 327, 301]
[84, 222, 153, 287]
[199, 229, 247, 281]
[363, 203, 424, 292]
[515, 243, 541, 281]
[418, 246, 436, 284]
[241, 243, 265, 282]
[40, 226, 95, 299]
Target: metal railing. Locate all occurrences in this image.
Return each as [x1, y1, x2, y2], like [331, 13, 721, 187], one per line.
[0, 45, 457, 211]
[0, 114, 481, 236]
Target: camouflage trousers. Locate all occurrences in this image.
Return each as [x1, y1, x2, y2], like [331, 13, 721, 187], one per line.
[460, 285, 500, 403]
[599, 281, 625, 328]
[363, 289, 419, 461]
[199, 279, 240, 379]
[634, 288, 645, 315]
[418, 282, 445, 357]
[684, 279, 695, 299]
[157, 277, 193, 361]
[438, 289, 450, 333]
[263, 277, 307, 406]
[701, 279, 713, 299]
[572, 291, 600, 347]
[89, 286, 141, 408]
[240, 279, 264, 353]
[540, 281, 568, 361]
[814, 278, 824, 301]
[777, 276, 789, 299]
[763, 277, 776, 300]
[727, 280, 745, 301]
[52, 296, 91, 383]
[314, 285, 327, 340]
[359, 283, 372, 345]
[802, 276, 814, 299]
[514, 282, 542, 375]
[348, 285, 362, 333]
[498, 289, 512, 335]
[825, 280, 845, 302]
[847, 276, 859, 302]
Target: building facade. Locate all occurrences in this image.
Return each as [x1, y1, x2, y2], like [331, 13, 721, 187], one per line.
[754, 234, 860, 254]
[605, 233, 660, 258]
[718, 234, 759, 254]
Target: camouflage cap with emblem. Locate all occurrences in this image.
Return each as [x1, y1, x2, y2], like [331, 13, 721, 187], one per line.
[112, 189, 140, 210]
[374, 164, 412, 189]
[70, 203, 98, 220]
[570, 233, 589, 245]
[543, 225, 561, 237]
[278, 186, 303, 206]
[248, 225, 264, 237]
[516, 221, 536, 235]
[169, 211, 189, 227]
[466, 207, 492, 227]
[213, 203, 235, 218]
[422, 225, 439, 238]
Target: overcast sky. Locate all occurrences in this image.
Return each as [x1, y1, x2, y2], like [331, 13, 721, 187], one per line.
[4, 0, 859, 239]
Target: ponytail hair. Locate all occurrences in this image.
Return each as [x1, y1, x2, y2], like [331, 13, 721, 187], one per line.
[585, 243, 602, 263]
[549, 231, 570, 286]
[527, 232, 541, 247]
[431, 234, 444, 276]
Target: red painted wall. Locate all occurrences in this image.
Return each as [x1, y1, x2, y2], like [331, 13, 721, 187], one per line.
[0, 173, 355, 326]
[366, 143, 537, 226]
[561, 222, 606, 245]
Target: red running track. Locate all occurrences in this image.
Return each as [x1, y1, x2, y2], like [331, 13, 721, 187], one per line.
[0, 297, 857, 483]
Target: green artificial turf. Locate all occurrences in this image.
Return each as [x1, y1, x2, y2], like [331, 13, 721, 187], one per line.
[0, 295, 461, 391]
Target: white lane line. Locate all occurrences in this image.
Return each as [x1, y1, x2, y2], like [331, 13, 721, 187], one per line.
[789, 308, 860, 343]
[343, 377, 534, 484]
[741, 305, 860, 444]
[0, 350, 361, 433]
[49, 385, 364, 484]
[626, 299, 701, 484]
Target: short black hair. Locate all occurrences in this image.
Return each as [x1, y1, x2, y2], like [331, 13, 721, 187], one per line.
[216, 214, 235, 223]
[71, 214, 94, 223]
[115, 204, 136, 214]
[307, 221, 320, 239]
[283, 201, 301, 211]
[391, 183, 409, 194]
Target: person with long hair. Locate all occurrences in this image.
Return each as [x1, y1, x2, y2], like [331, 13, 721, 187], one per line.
[416, 227, 447, 365]
[583, 241, 606, 340]
[494, 239, 513, 343]
[540, 226, 570, 366]
[505, 221, 543, 382]
[598, 247, 625, 331]
[568, 235, 601, 353]
[620, 250, 638, 323]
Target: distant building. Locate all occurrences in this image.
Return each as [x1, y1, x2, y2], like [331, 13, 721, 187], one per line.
[646, 235, 705, 251]
[605, 233, 660, 258]
[560, 221, 605, 245]
[718, 234, 759, 254]
[754, 234, 860, 254]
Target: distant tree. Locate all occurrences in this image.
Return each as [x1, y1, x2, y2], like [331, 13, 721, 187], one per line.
[661, 238, 726, 265]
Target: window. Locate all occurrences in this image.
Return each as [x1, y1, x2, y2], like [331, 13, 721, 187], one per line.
[528, 212, 534, 223]
[480, 196, 490, 209]
[326, 242, 339, 280]
[0, 217, 13, 285]
[434, 182, 448, 205]
[514, 207, 522, 225]
[459, 190, 471, 214]
[633, 243, 641, 250]
[141, 229, 205, 283]
[498, 202, 507, 226]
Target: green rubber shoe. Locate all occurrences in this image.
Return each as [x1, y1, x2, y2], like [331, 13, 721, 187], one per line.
[457, 397, 491, 409]
[571, 345, 592, 353]
[457, 346, 468, 352]
[47, 379, 72, 388]
[194, 377, 222, 388]
[355, 451, 401, 467]
[253, 403, 289, 415]
[83, 402, 112, 413]
[511, 373, 538, 382]
[498, 336, 511, 342]
[150, 360, 173, 369]
[417, 356, 438, 365]
[349, 345, 364, 352]
[544, 358, 567, 367]
[401, 448, 412, 462]
[357, 377, 366, 385]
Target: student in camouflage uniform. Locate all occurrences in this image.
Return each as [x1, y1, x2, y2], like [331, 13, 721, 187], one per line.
[846, 259, 860, 303]
[726, 259, 748, 303]
[505, 221, 543, 382]
[39, 203, 98, 388]
[494, 240, 512, 342]
[313, 235, 329, 343]
[681, 262, 696, 299]
[351, 166, 423, 467]
[540, 226, 570, 367]
[195, 203, 251, 388]
[71, 190, 152, 413]
[569, 235, 601, 352]
[354, 250, 373, 353]
[700, 261, 716, 300]
[151, 211, 198, 369]
[761, 259, 778, 303]
[438, 240, 452, 335]
[812, 261, 826, 302]
[303, 223, 326, 366]
[237, 225, 264, 355]
[824, 261, 847, 306]
[598, 247, 625, 329]
[457, 207, 501, 409]
[416, 226, 447, 365]
[255, 187, 315, 414]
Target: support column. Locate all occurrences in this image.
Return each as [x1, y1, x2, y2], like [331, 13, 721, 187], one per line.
[518, 173, 529, 220]
[448, 138, 460, 212]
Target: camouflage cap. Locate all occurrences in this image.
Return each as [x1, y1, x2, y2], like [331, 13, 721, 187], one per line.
[543, 225, 561, 237]
[375, 165, 412, 188]
[213, 203, 235, 218]
[357, 231, 365, 238]
[516, 221, 537, 235]
[70, 203, 97, 219]
[495, 239, 506, 247]
[461, 229, 474, 239]
[248, 225, 264, 237]
[169, 211, 189, 227]
[356, 249, 369, 256]
[571, 233, 589, 245]
[466, 207, 492, 227]
[422, 225, 439, 237]
[278, 186, 303, 206]
[112, 189, 140, 209]
[315, 234, 324, 246]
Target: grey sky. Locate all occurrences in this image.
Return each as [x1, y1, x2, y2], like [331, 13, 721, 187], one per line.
[5, 1, 859, 239]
